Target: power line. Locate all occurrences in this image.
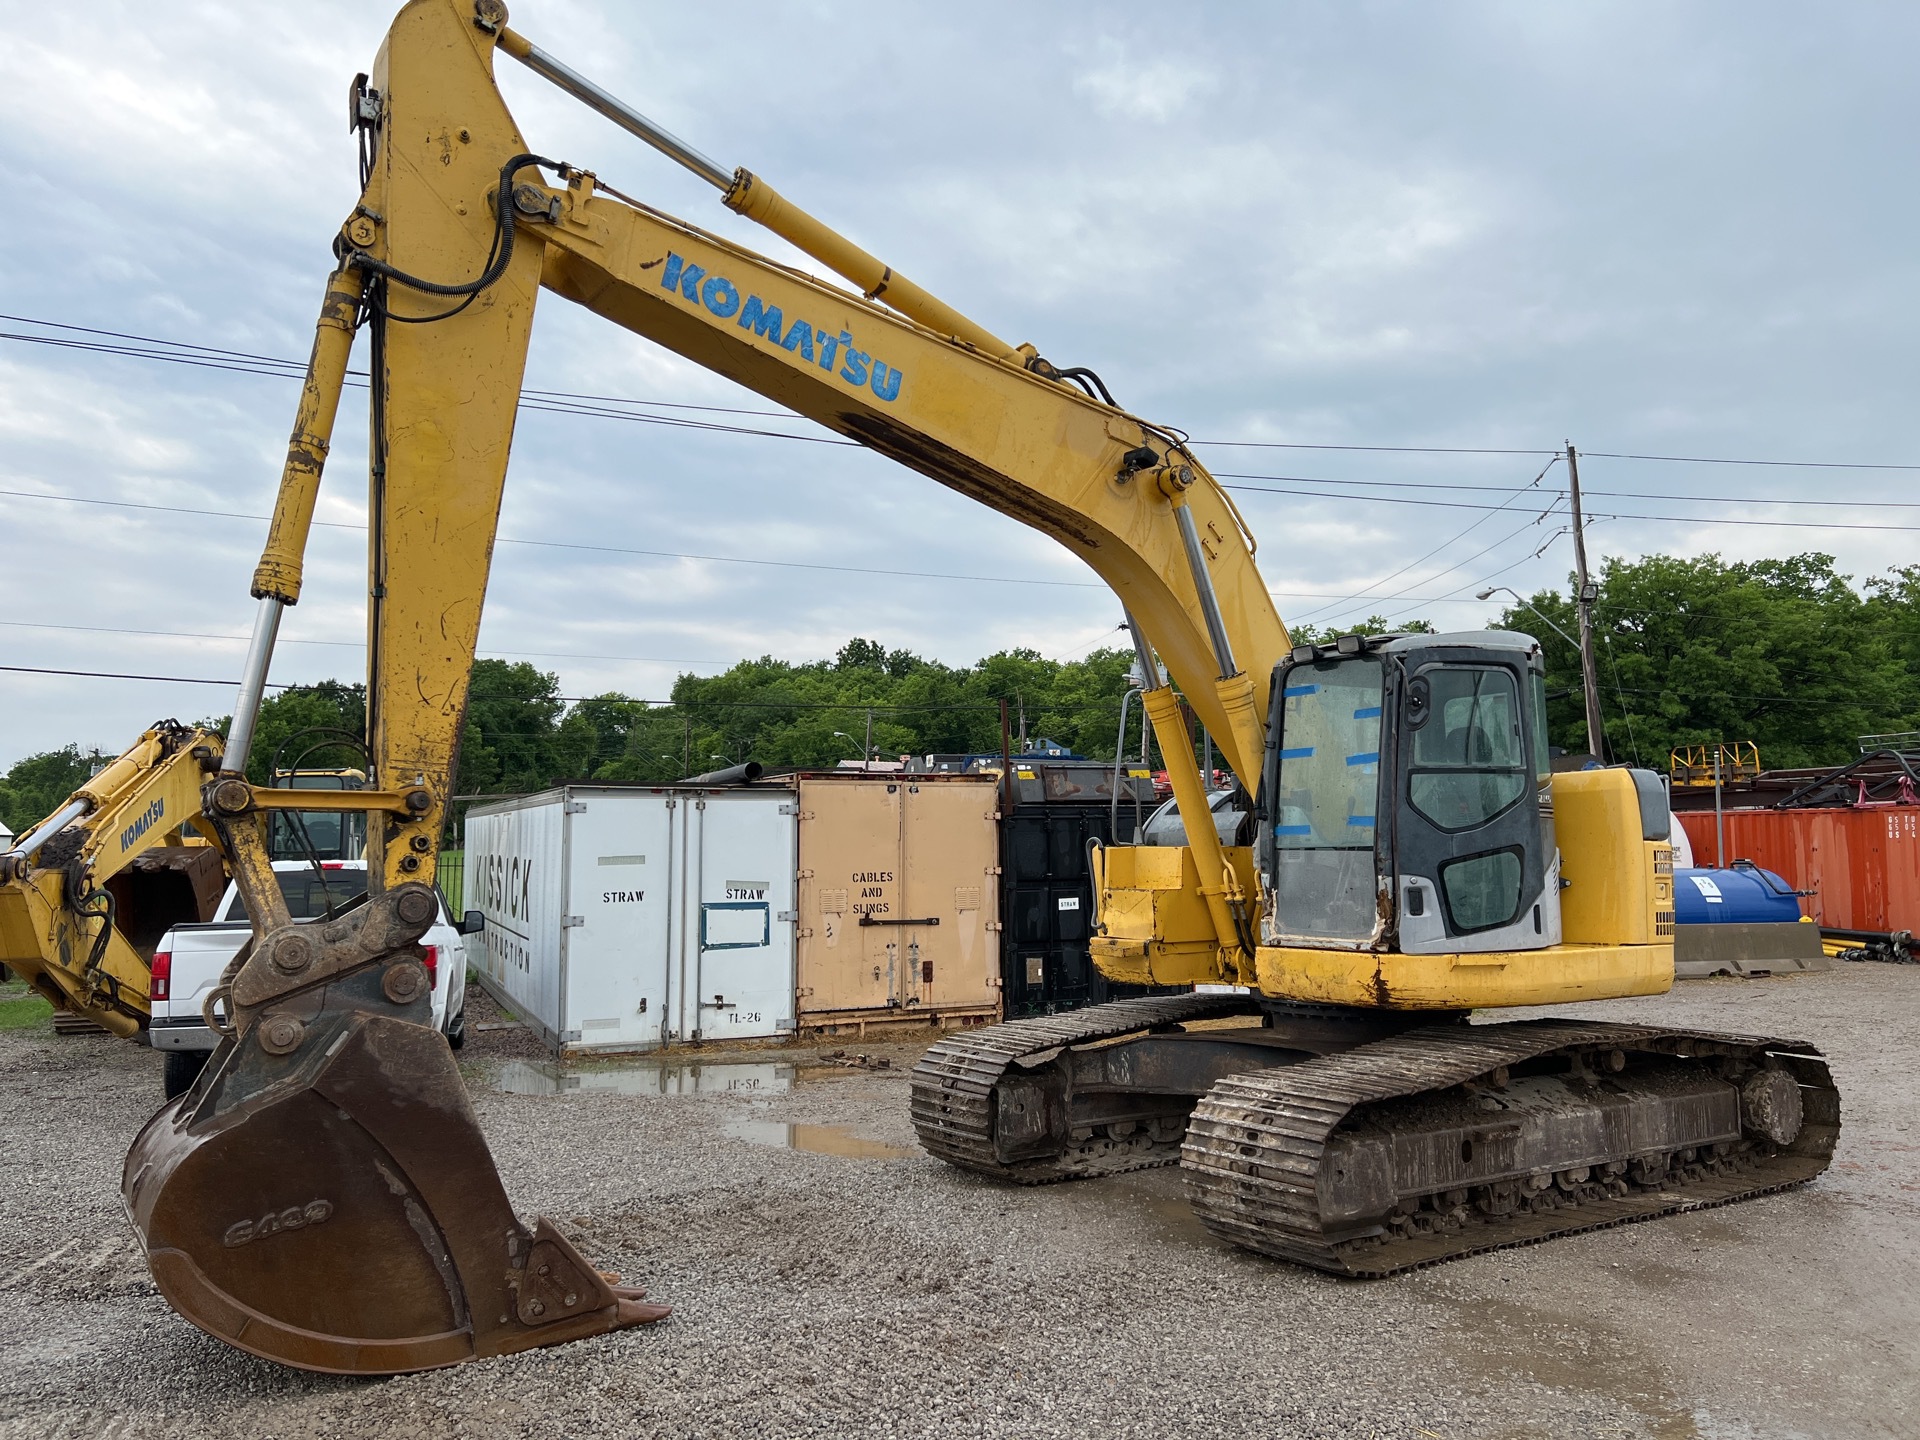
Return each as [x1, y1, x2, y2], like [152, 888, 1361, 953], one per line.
[9, 312, 1920, 474]
[0, 326, 857, 448]
[2, 663, 294, 690]
[1218, 469, 1920, 509]
[1195, 439, 1558, 457]
[1582, 450, 1920, 473]
[1220, 479, 1920, 530]
[1284, 458, 1562, 626]
[2, 662, 1014, 713]
[0, 314, 803, 421]
[0, 487, 1104, 591]
[0, 619, 728, 669]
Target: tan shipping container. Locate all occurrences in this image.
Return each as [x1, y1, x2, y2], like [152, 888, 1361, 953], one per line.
[795, 773, 1000, 1037]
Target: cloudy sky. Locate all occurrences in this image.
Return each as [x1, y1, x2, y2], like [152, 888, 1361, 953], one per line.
[3, 0, 1916, 767]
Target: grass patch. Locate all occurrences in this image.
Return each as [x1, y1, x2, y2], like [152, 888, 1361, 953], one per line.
[437, 849, 464, 914]
[0, 992, 54, 1030]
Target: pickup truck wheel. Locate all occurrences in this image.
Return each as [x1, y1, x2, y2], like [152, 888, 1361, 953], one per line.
[163, 1049, 209, 1100]
[446, 1004, 466, 1051]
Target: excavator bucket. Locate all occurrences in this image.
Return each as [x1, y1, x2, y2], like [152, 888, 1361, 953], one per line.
[123, 889, 666, 1374]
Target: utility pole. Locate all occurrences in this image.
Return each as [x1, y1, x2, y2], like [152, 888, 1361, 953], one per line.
[863, 707, 874, 771]
[1566, 442, 1606, 762]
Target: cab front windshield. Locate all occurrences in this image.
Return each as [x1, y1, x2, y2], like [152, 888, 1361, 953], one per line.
[1270, 657, 1382, 942]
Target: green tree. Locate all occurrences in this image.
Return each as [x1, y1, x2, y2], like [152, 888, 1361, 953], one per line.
[1499, 552, 1916, 769]
[241, 681, 367, 783]
[455, 660, 567, 795]
[1288, 614, 1434, 646]
[0, 746, 112, 834]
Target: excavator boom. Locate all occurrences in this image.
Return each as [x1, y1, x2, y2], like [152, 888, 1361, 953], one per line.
[121, 0, 1280, 1373]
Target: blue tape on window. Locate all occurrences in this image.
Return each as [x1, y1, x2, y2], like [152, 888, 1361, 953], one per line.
[1274, 824, 1312, 836]
[1353, 706, 1382, 719]
[1345, 752, 1380, 766]
[1347, 816, 1376, 828]
[1283, 684, 1319, 697]
[1279, 747, 1315, 759]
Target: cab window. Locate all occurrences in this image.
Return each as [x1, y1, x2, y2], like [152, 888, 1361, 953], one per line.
[222, 867, 369, 922]
[1407, 666, 1527, 832]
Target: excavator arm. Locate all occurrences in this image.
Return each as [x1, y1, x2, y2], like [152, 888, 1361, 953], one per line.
[0, 724, 227, 1035]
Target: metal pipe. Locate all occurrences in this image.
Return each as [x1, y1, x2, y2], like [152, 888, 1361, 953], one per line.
[6, 798, 91, 862]
[1110, 686, 1136, 843]
[1566, 443, 1607, 762]
[1714, 747, 1726, 868]
[659, 796, 676, 1039]
[690, 798, 707, 1040]
[495, 27, 1019, 359]
[496, 29, 732, 190]
[1123, 610, 1163, 691]
[223, 597, 284, 776]
[1172, 502, 1237, 681]
[677, 761, 763, 787]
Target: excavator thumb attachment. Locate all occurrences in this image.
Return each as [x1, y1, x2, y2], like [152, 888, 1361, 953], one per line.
[123, 888, 666, 1374]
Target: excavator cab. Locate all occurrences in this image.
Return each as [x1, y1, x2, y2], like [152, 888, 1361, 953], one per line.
[1260, 631, 1560, 956]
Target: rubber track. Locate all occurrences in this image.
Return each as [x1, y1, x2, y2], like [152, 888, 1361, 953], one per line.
[1181, 1018, 1840, 1277]
[910, 993, 1257, 1183]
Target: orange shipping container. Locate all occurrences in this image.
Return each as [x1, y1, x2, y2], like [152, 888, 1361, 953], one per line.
[1675, 807, 1920, 933]
[794, 773, 1001, 1037]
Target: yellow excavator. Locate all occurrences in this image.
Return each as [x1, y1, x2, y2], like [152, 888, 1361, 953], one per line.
[0, 724, 228, 1035]
[14, 0, 1840, 1375]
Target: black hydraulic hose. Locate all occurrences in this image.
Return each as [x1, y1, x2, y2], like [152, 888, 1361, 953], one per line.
[1053, 366, 1118, 407]
[341, 152, 566, 299]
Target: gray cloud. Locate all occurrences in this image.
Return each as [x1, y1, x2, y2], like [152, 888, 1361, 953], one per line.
[3, 0, 1915, 765]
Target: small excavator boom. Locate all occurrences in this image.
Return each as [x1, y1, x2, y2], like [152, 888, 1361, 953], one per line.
[0, 724, 227, 1035]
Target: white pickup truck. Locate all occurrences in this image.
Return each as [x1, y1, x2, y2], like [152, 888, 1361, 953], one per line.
[147, 860, 475, 1098]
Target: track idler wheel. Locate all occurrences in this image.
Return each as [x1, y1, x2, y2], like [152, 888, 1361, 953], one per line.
[123, 894, 666, 1374]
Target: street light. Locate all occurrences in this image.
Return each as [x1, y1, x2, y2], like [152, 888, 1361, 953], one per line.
[832, 731, 868, 769]
[1477, 585, 1579, 650]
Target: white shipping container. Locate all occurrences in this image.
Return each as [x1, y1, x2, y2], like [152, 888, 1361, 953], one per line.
[463, 785, 797, 1052]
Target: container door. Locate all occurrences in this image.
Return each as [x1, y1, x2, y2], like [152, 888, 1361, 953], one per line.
[463, 798, 567, 1041]
[899, 780, 1000, 1014]
[559, 794, 675, 1050]
[796, 778, 902, 1016]
[685, 791, 795, 1041]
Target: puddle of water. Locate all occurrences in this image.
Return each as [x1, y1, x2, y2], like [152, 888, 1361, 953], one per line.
[725, 1119, 918, 1160]
[495, 1058, 794, 1097]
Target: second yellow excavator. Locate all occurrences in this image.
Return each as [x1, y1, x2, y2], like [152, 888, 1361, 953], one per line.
[9, 0, 1831, 1375]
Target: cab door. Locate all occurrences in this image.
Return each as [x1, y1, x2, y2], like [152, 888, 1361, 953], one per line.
[1391, 656, 1552, 953]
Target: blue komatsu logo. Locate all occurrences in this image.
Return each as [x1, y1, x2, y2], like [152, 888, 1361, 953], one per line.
[120, 797, 164, 853]
[660, 252, 904, 403]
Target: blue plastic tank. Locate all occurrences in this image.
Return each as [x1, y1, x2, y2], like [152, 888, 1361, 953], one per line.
[1673, 864, 1804, 925]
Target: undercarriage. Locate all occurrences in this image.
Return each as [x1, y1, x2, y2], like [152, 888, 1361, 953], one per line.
[910, 995, 1838, 1275]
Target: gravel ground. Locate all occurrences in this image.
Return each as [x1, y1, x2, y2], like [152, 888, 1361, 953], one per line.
[0, 966, 1913, 1440]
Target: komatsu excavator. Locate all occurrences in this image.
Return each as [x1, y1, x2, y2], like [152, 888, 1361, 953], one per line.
[0, 724, 228, 1036]
[9, 0, 1840, 1375]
